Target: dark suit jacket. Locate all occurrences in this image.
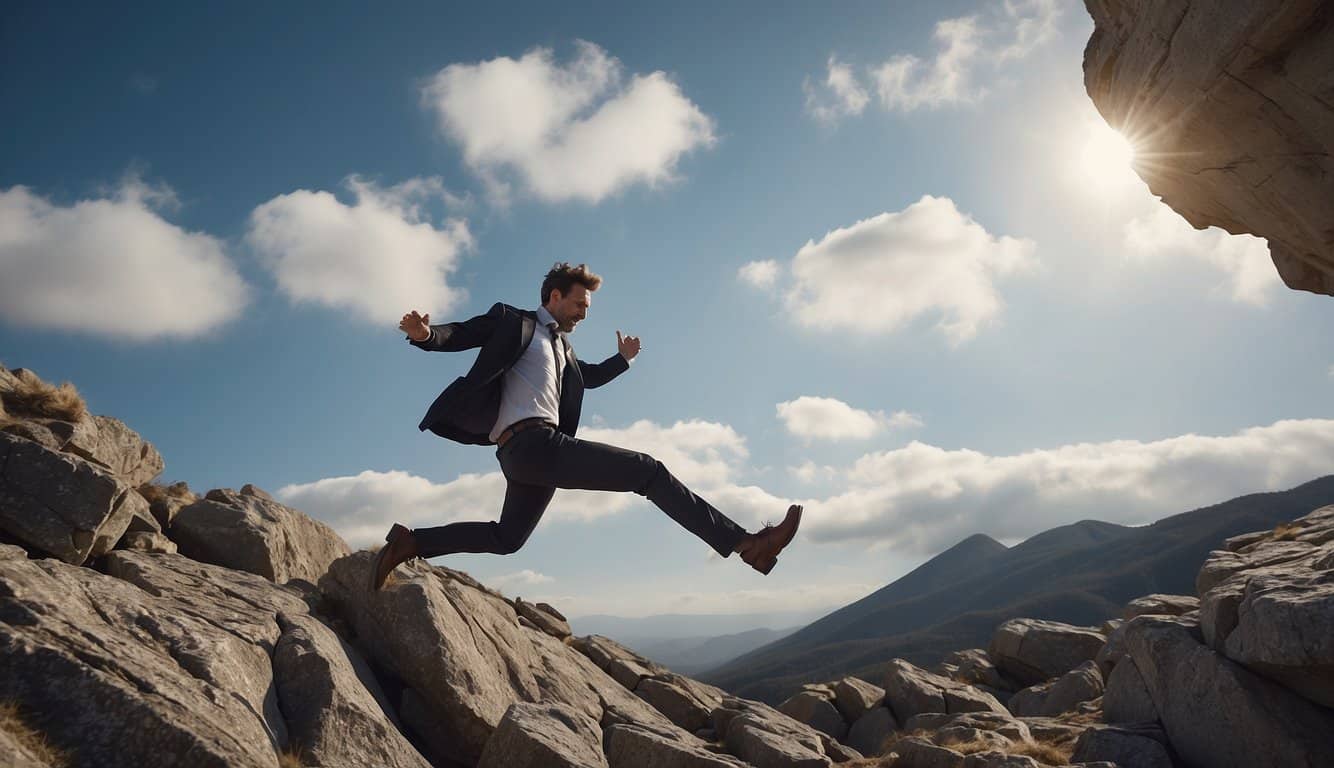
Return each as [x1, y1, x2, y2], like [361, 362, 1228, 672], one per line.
[406, 302, 630, 445]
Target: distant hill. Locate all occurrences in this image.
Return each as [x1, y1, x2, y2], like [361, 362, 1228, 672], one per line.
[618, 626, 800, 675]
[568, 607, 830, 642]
[700, 475, 1334, 704]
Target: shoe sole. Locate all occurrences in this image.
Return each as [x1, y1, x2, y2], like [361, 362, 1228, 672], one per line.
[369, 523, 411, 592]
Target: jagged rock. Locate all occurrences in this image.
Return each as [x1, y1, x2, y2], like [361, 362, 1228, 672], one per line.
[317, 552, 686, 766]
[713, 697, 832, 767]
[832, 676, 885, 723]
[59, 414, 164, 488]
[604, 722, 749, 767]
[138, 481, 197, 529]
[935, 726, 1011, 752]
[635, 673, 725, 733]
[1016, 716, 1083, 746]
[779, 689, 847, 741]
[892, 736, 964, 768]
[0, 432, 143, 564]
[1102, 656, 1157, 724]
[940, 649, 1013, 692]
[1122, 612, 1334, 767]
[962, 752, 1042, 768]
[171, 486, 350, 583]
[272, 611, 431, 768]
[514, 597, 572, 639]
[1070, 724, 1173, 768]
[1099, 618, 1121, 635]
[818, 732, 862, 763]
[477, 701, 607, 768]
[845, 706, 896, 756]
[118, 530, 177, 554]
[0, 552, 283, 767]
[572, 634, 670, 681]
[1121, 594, 1198, 621]
[905, 711, 1031, 744]
[988, 619, 1106, 688]
[1195, 539, 1314, 594]
[1197, 506, 1334, 708]
[884, 658, 1008, 723]
[1006, 661, 1103, 717]
[1094, 622, 1127, 680]
[1084, 0, 1334, 296]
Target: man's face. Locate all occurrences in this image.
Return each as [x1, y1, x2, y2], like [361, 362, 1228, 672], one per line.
[547, 283, 590, 332]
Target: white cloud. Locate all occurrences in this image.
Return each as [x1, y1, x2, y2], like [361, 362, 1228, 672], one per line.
[275, 468, 632, 551]
[746, 195, 1036, 343]
[776, 396, 920, 441]
[804, 56, 871, 123]
[804, 418, 1334, 554]
[246, 175, 472, 326]
[421, 41, 715, 204]
[0, 177, 248, 340]
[805, 1, 1063, 121]
[737, 259, 780, 289]
[1123, 203, 1279, 306]
[791, 461, 838, 484]
[488, 569, 555, 592]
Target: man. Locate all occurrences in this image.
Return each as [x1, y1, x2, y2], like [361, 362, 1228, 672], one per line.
[370, 262, 801, 591]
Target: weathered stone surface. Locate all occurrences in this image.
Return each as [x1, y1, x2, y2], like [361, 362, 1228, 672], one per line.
[605, 722, 750, 768]
[636, 674, 724, 733]
[884, 659, 1008, 723]
[0, 433, 143, 564]
[892, 736, 964, 768]
[1017, 716, 1084, 745]
[172, 486, 350, 583]
[714, 697, 832, 767]
[988, 618, 1106, 688]
[845, 706, 896, 757]
[779, 689, 847, 741]
[1122, 594, 1198, 621]
[1102, 656, 1157, 724]
[514, 596, 571, 639]
[1123, 612, 1334, 767]
[1006, 661, 1103, 717]
[904, 711, 1031, 744]
[272, 610, 431, 768]
[1084, 0, 1334, 297]
[940, 649, 1013, 692]
[832, 676, 885, 723]
[1094, 622, 1127, 680]
[1071, 724, 1173, 768]
[61, 414, 164, 488]
[572, 633, 670, 679]
[318, 552, 684, 766]
[138, 481, 197, 529]
[0, 552, 281, 767]
[476, 701, 607, 768]
[962, 752, 1041, 768]
[118, 530, 178, 554]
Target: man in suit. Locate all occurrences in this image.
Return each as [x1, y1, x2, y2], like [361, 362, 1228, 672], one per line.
[370, 262, 801, 590]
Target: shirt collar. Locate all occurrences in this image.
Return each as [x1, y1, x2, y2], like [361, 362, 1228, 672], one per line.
[536, 305, 559, 330]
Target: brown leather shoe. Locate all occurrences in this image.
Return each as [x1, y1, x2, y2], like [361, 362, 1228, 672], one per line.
[737, 504, 802, 575]
[369, 523, 419, 591]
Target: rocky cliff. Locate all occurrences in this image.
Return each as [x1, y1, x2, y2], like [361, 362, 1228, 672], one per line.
[1083, 0, 1334, 296]
[3, 363, 1332, 768]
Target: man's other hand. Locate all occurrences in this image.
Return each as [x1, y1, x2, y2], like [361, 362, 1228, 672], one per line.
[400, 310, 431, 342]
[616, 330, 641, 361]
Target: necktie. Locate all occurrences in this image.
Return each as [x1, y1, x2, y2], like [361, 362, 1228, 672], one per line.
[547, 322, 563, 398]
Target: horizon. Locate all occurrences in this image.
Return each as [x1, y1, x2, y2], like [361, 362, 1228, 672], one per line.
[3, 1, 1332, 621]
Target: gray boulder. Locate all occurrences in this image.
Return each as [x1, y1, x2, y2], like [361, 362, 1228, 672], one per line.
[1071, 724, 1173, 768]
[1006, 661, 1103, 717]
[1102, 656, 1157, 724]
[605, 723, 749, 767]
[0, 432, 143, 564]
[883, 658, 1008, 723]
[1122, 594, 1198, 621]
[171, 486, 350, 583]
[845, 706, 896, 756]
[477, 702, 607, 768]
[635, 674, 724, 733]
[514, 597, 572, 639]
[713, 697, 833, 767]
[988, 618, 1106, 688]
[778, 689, 847, 740]
[832, 676, 885, 722]
[59, 414, 164, 488]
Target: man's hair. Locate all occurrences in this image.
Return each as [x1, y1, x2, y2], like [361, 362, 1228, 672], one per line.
[541, 262, 602, 305]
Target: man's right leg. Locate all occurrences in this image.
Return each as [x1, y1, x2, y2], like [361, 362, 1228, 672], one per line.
[411, 481, 555, 558]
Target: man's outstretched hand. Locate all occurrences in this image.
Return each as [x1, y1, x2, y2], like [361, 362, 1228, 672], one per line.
[400, 310, 431, 342]
[616, 330, 641, 361]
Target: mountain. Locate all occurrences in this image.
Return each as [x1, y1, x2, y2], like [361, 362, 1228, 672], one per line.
[568, 607, 830, 643]
[619, 626, 800, 675]
[701, 475, 1334, 704]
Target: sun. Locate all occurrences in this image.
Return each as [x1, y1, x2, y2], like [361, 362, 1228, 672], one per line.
[1076, 118, 1142, 199]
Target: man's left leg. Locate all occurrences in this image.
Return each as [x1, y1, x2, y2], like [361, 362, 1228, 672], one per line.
[498, 427, 748, 558]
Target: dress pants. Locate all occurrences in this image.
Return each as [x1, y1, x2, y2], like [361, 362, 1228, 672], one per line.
[411, 423, 749, 559]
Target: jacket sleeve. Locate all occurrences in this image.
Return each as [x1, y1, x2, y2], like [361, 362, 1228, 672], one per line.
[406, 302, 503, 352]
[577, 353, 631, 389]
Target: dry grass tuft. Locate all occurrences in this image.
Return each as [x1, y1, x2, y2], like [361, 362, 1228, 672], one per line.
[136, 481, 193, 505]
[0, 370, 87, 422]
[277, 745, 306, 768]
[1272, 522, 1302, 541]
[0, 702, 70, 767]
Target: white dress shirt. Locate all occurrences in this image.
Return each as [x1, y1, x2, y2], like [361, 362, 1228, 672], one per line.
[489, 306, 566, 442]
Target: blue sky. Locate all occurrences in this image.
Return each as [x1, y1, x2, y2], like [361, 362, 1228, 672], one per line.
[3, 1, 1331, 619]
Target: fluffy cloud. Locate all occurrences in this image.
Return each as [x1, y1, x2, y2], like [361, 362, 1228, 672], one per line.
[803, 418, 1334, 554]
[0, 177, 248, 340]
[488, 569, 555, 592]
[421, 41, 715, 204]
[776, 396, 921, 441]
[742, 195, 1036, 343]
[737, 259, 780, 289]
[804, 56, 871, 123]
[1123, 203, 1279, 306]
[247, 175, 471, 326]
[578, 418, 749, 490]
[276, 468, 633, 551]
[805, 0, 1063, 121]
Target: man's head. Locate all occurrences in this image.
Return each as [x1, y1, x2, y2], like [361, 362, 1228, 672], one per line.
[541, 262, 601, 332]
